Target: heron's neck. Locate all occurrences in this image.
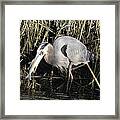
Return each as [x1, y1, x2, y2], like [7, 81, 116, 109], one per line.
[44, 44, 54, 65]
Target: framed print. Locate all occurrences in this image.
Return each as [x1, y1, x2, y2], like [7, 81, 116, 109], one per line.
[0, 0, 119, 119]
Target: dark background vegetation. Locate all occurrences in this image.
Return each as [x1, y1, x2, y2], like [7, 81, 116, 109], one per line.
[20, 20, 100, 100]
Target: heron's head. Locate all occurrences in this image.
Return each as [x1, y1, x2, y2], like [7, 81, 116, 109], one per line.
[36, 42, 54, 63]
[37, 42, 50, 56]
[27, 42, 54, 79]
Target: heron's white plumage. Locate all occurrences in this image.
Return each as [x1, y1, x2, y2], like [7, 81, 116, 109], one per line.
[53, 36, 89, 68]
[27, 36, 89, 79]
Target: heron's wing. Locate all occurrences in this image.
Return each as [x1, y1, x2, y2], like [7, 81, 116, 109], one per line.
[53, 38, 69, 69]
[66, 42, 88, 64]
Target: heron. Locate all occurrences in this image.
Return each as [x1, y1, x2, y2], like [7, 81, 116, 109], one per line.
[26, 36, 100, 92]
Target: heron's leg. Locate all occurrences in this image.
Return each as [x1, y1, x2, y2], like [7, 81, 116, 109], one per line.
[69, 69, 73, 91]
[86, 62, 100, 89]
[66, 61, 73, 93]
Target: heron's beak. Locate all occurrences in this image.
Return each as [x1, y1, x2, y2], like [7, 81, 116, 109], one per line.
[26, 51, 45, 80]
